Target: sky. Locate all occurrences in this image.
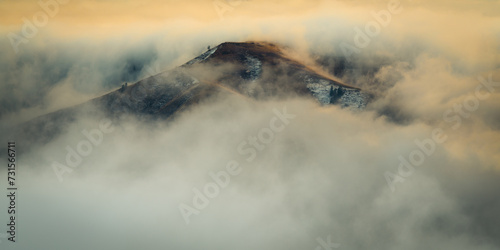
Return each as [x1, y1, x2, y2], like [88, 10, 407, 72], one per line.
[0, 0, 500, 249]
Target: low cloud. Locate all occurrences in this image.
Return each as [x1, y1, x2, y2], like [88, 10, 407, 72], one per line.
[1, 0, 499, 249]
[1, 95, 499, 249]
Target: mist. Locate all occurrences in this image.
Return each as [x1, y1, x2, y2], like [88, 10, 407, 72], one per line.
[1, 94, 499, 249]
[1, 0, 499, 249]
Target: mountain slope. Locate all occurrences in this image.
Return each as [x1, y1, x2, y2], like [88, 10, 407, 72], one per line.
[10, 41, 368, 149]
[97, 42, 366, 117]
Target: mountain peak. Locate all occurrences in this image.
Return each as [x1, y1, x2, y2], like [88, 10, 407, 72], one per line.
[93, 41, 368, 120]
[14, 41, 369, 148]
[184, 41, 282, 66]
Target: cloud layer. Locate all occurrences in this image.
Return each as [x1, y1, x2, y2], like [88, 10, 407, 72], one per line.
[1, 95, 499, 249]
[0, 0, 499, 249]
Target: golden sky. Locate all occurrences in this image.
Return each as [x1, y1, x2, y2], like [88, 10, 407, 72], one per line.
[1, 0, 499, 32]
[1, 0, 498, 64]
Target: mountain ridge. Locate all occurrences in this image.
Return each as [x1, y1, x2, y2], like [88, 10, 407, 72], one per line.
[8, 41, 369, 150]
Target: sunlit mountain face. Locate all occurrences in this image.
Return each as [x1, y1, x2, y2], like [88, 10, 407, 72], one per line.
[0, 1, 499, 250]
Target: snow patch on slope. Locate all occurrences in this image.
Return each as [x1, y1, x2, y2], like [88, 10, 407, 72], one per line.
[244, 55, 262, 81]
[304, 76, 333, 105]
[241, 55, 262, 96]
[186, 47, 218, 65]
[340, 90, 367, 110]
[304, 75, 367, 110]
